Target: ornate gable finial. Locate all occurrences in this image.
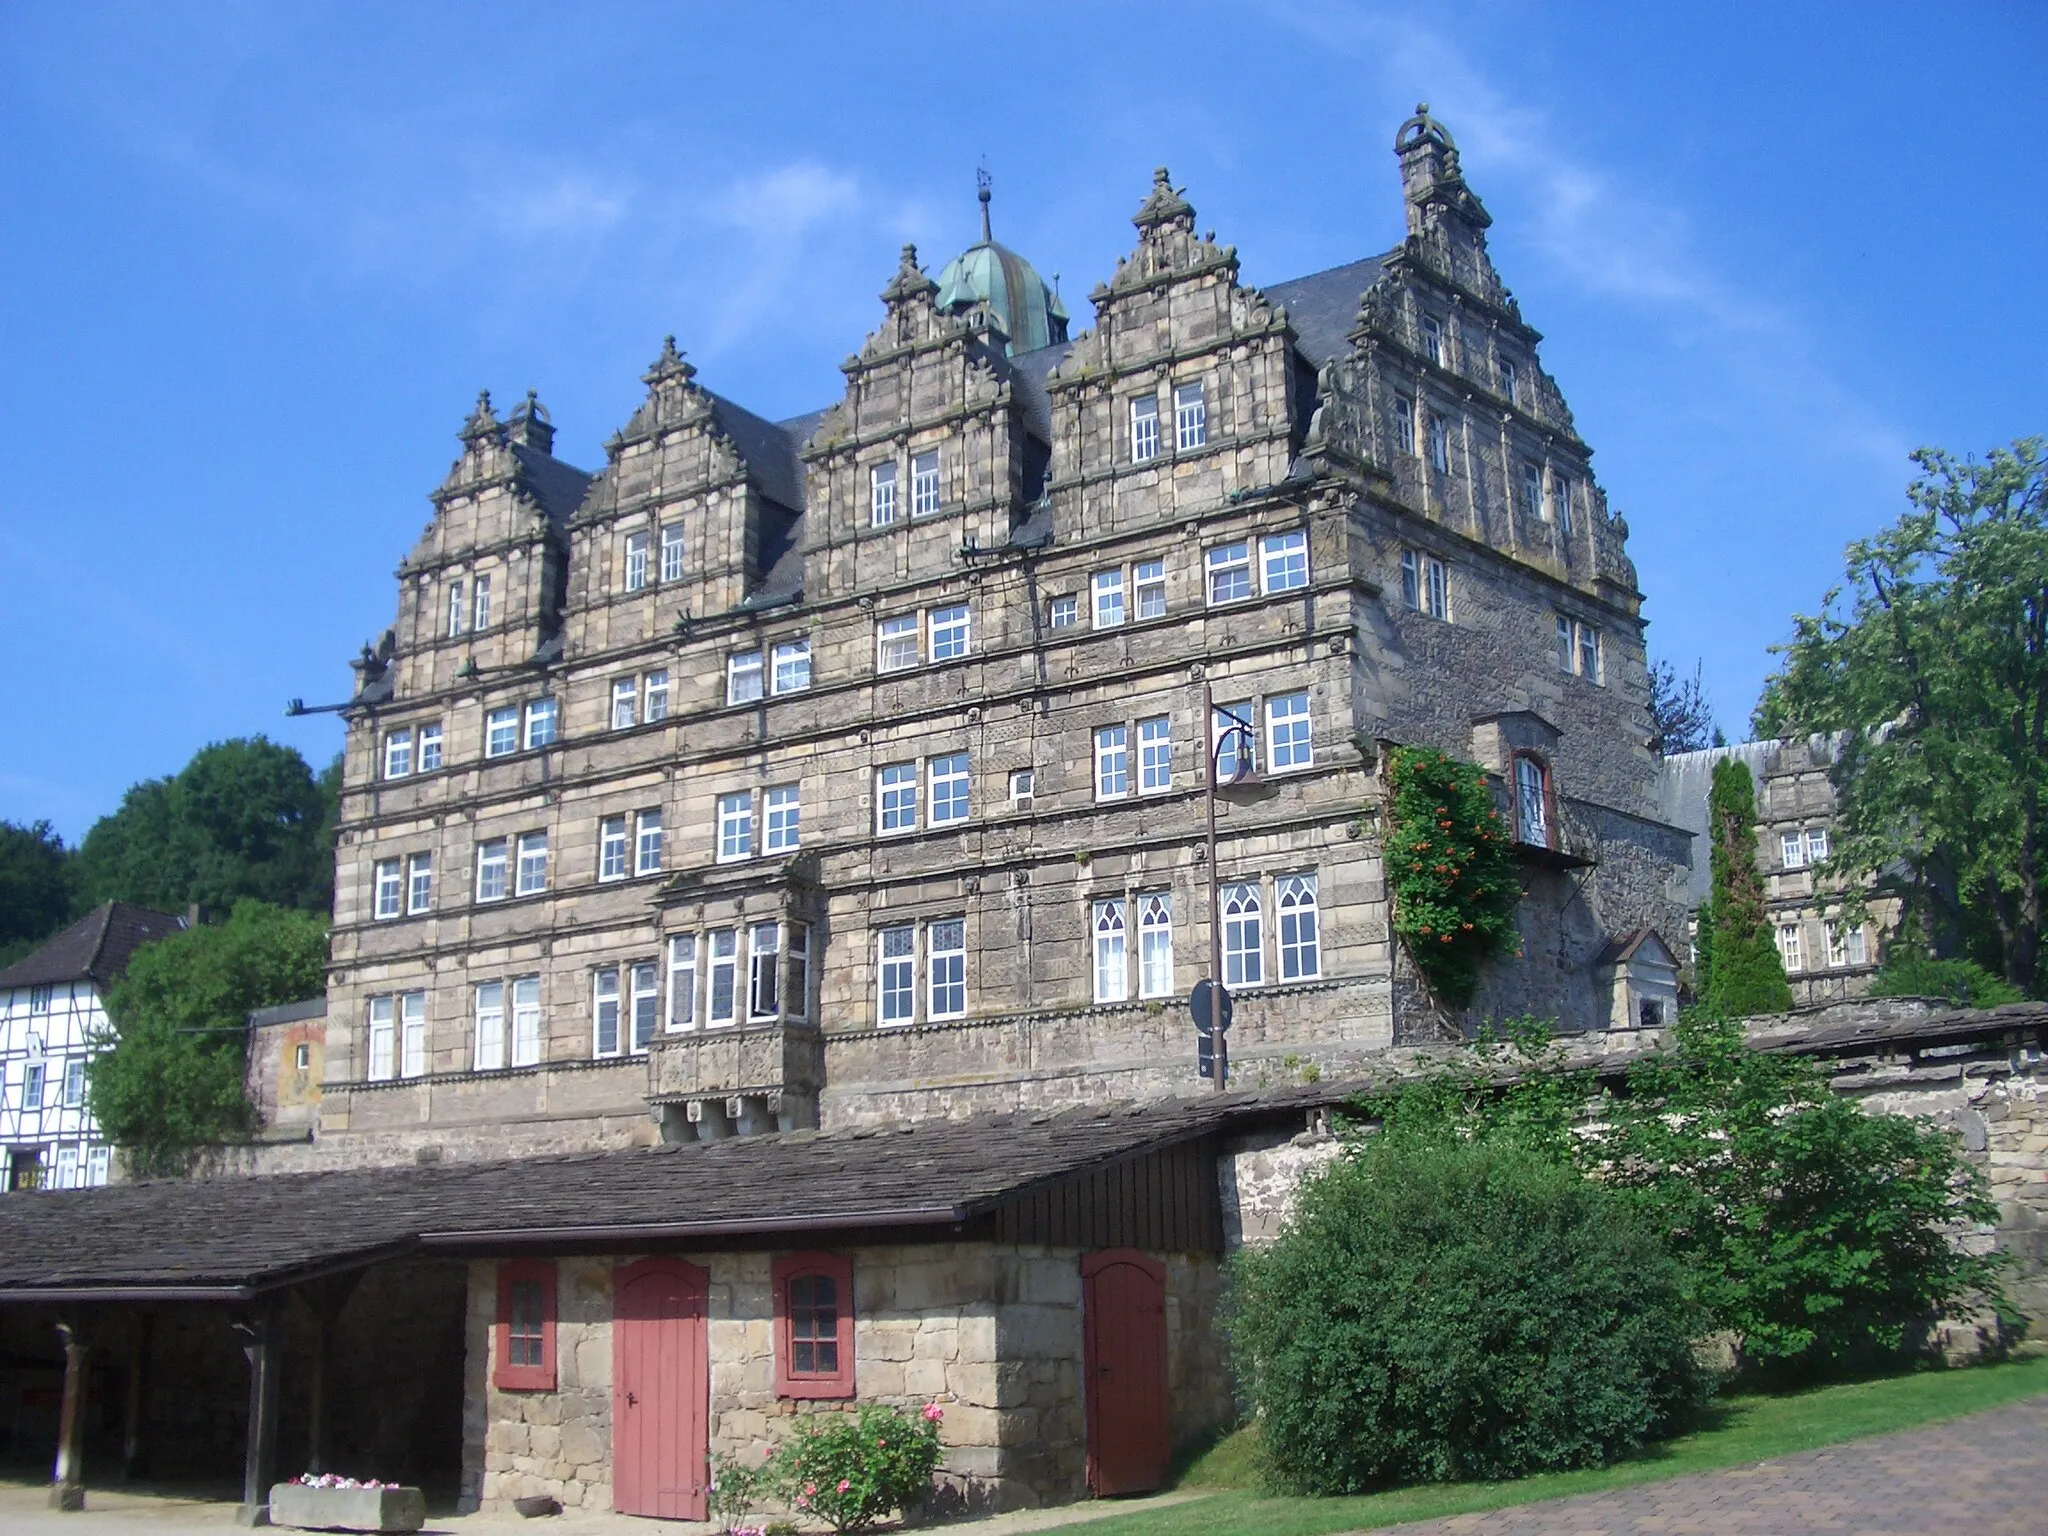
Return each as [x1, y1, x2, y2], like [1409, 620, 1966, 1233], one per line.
[506, 389, 556, 453]
[881, 243, 938, 306]
[642, 335, 697, 386]
[976, 163, 993, 244]
[1133, 166, 1195, 231]
[1395, 102, 1456, 155]
[459, 389, 501, 445]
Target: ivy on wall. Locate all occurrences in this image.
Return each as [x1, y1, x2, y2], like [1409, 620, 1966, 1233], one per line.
[1383, 746, 1523, 1008]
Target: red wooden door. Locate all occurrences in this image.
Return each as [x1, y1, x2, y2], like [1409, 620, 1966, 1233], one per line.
[1081, 1249, 1170, 1495]
[613, 1257, 710, 1520]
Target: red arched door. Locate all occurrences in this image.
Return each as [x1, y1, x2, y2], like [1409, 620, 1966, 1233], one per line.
[1081, 1249, 1169, 1495]
[613, 1257, 709, 1520]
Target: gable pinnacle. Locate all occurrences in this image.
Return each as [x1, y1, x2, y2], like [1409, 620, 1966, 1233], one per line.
[642, 334, 697, 386]
[1133, 166, 1194, 230]
[880, 243, 938, 306]
[459, 389, 501, 444]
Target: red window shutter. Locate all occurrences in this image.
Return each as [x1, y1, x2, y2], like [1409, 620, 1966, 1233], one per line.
[495, 1259, 558, 1392]
[772, 1251, 855, 1399]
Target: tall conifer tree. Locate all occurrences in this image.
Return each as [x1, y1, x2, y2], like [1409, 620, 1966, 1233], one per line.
[1698, 759, 1794, 1017]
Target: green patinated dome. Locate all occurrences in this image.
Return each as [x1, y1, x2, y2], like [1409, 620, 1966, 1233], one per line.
[933, 179, 1070, 355]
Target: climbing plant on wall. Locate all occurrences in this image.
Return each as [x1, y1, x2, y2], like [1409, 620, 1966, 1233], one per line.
[1383, 746, 1523, 1008]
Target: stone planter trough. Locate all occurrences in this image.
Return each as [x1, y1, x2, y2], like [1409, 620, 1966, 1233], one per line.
[268, 1483, 427, 1533]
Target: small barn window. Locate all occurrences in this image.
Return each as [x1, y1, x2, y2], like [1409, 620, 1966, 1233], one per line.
[495, 1260, 557, 1391]
[773, 1252, 856, 1399]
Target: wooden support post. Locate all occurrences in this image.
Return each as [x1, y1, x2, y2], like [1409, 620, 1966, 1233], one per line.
[298, 1271, 361, 1478]
[233, 1304, 282, 1527]
[121, 1312, 151, 1482]
[49, 1314, 91, 1511]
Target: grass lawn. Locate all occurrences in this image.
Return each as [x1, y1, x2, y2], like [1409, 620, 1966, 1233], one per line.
[1084, 1351, 2048, 1536]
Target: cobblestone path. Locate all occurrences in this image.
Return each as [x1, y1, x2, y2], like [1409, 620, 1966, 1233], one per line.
[1380, 1392, 2048, 1534]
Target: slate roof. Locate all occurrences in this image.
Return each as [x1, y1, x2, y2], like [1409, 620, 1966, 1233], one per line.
[0, 902, 185, 992]
[0, 1090, 1326, 1301]
[508, 441, 594, 529]
[248, 997, 327, 1030]
[1263, 255, 1390, 367]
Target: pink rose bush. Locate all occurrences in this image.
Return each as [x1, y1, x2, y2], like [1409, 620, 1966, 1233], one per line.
[709, 1402, 945, 1535]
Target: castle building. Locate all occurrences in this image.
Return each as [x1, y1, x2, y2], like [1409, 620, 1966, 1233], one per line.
[295, 106, 1695, 1173]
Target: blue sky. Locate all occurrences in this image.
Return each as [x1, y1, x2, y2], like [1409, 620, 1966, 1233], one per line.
[2, 2, 2042, 843]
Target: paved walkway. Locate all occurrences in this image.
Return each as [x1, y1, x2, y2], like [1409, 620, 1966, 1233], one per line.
[1380, 1392, 2048, 1535]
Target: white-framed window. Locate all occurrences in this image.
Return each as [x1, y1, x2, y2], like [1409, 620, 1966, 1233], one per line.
[631, 961, 660, 1050]
[1777, 923, 1805, 973]
[878, 925, 916, 1026]
[593, 967, 622, 1057]
[611, 678, 638, 731]
[1213, 701, 1257, 781]
[644, 670, 671, 722]
[515, 831, 549, 896]
[667, 934, 697, 1031]
[1260, 531, 1309, 593]
[1173, 382, 1207, 450]
[772, 639, 811, 694]
[1138, 715, 1172, 792]
[1093, 569, 1126, 629]
[911, 449, 941, 516]
[1130, 394, 1160, 462]
[727, 650, 764, 704]
[877, 762, 919, 834]
[871, 461, 899, 526]
[23, 1055, 45, 1107]
[1401, 549, 1450, 620]
[1135, 559, 1167, 619]
[384, 729, 413, 780]
[399, 991, 426, 1078]
[1421, 314, 1444, 366]
[1500, 358, 1519, 406]
[61, 1057, 85, 1108]
[1523, 460, 1544, 520]
[54, 1144, 79, 1189]
[407, 852, 433, 915]
[930, 752, 971, 824]
[788, 924, 815, 1022]
[659, 521, 685, 583]
[625, 530, 651, 591]
[511, 975, 541, 1066]
[1845, 924, 1868, 967]
[1009, 768, 1035, 808]
[1426, 412, 1450, 474]
[1277, 874, 1321, 980]
[1807, 827, 1830, 864]
[1556, 616, 1602, 683]
[1551, 474, 1575, 535]
[1205, 542, 1253, 605]
[1267, 691, 1312, 771]
[928, 917, 967, 1019]
[929, 604, 971, 661]
[446, 580, 465, 639]
[708, 929, 739, 1026]
[635, 810, 664, 875]
[472, 574, 492, 631]
[747, 924, 780, 1020]
[1138, 893, 1173, 998]
[1515, 754, 1552, 849]
[475, 838, 509, 902]
[765, 784, 801, 852]
[717, 793, 754, 862]
[486, 706, 518, 758]
[1047, 595, 1079, 630]
[599, 815, 628, 881]
[474, 981, 506, 1072]
[373, 858, 403, 920]
[1781, 831, 1806, 869]
[419, 722, 444, 772]
[1093, 899, 1129, 1003]
[877, 614, 920, 673]
[1394, 394, 1417, 456]
[1222, 882, 1264, 987]
[1094, 725, 1130, 799]
[87, 1144, 109, 1187]
[523, 698, 557, 750]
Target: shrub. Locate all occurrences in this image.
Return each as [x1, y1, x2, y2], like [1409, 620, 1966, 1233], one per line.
[1871, 951, 2025, 1008]
[1229, 1134, 1708, 1492]
[775, 1402, 944, 1534]
[1382, 746, 1522, 1008]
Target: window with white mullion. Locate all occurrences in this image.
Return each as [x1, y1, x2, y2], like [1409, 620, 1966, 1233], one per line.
[667, 934, 698, 1031]
[1094, 725, 1130, 799]
[1138, 894, 1173, 998]
[1135, 559, 1167, 619]
[878, 926, 916, 1026]
[515, 831, 549, 896]
[659, 522, 685, 583]
[727, 651, 764, 704]
[473, 574, 492, 631]
[929, 753, 971, 825]
[373, 859, 403, 920]
[406, 853, 433, 915]
[772, 639, 811, 694]
[634, 810, 663, 875]
[1259, 531, 1309, 593]
[474, 981, 507, 1071]
[765, 784, 801, 852]
[630, 961, 660, 1051]
[624, 531, 651, 592]
[593, 968, 622, 1058]
[1138, 716, 1172, 793]
[877, 763, 918, 835]
[785, 924, 812, 1023]
[911, 450, 941, 516]
[748, 924, 781, 1021]
[1092, 570, 1126, 628]
[643, 670, 671, 721]
[1173, 382, 1207, 450]
[475, 839, 509, 902]
[399, 992, 426, 1079]
[717, 793, 755, 862]
[708, 929, 739, 1026]
[877, 614, 919, 673]
[1277, 874, 1321, 980]
[383, 729, 413, 780]
[927, 918, 966, 1020]
[1092, 900, 1130, 1003]
[1213, 702, 1257, 782]
[1222, 883, 1264, 987]
[446, 580, 465, 639]
[1130, 395, 1160, 462]
[871, 461, 899, 526]
[1205, 542, 1252, 605]
[511, 976, 541, 1066]
[599, 816, 628, 881]
[929, 604, 971, 661]
[611, 678, 638, 730]
[1267, 692, 1312, 772]
[368, 995, 395, 1081]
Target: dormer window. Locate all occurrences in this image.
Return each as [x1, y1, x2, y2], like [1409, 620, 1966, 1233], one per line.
[911, 450, 941, 516]
[870, 462, 898, 527]
[1174, 383, 1207, 451]
[1513, 752, 1553, 849]
[1130, 395, 1160, 463]
[1422, 315, 1445, 366]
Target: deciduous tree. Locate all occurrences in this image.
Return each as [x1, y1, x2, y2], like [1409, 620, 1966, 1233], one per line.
[0, 820, 78, 968]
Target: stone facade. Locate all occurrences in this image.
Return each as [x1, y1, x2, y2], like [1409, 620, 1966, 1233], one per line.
[461, 1242, 1230, 1516]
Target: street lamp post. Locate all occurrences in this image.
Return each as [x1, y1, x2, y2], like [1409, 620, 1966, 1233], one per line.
[1202, 682, 1258, 1092]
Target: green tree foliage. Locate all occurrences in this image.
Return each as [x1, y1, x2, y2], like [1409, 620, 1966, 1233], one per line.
[1698, 759, 1794, 1017]
[1871, 949, 2025, 1008]
[1649, 657, 1724, 755]
[1230, 1131, 1707, 1492]
[1383, 746, 1523, 1008]
[0, 820, 78, 968]
[89, 900, 327, 1175]
[78, 737, 336, 918]
[1758, 439, 2048, 993]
